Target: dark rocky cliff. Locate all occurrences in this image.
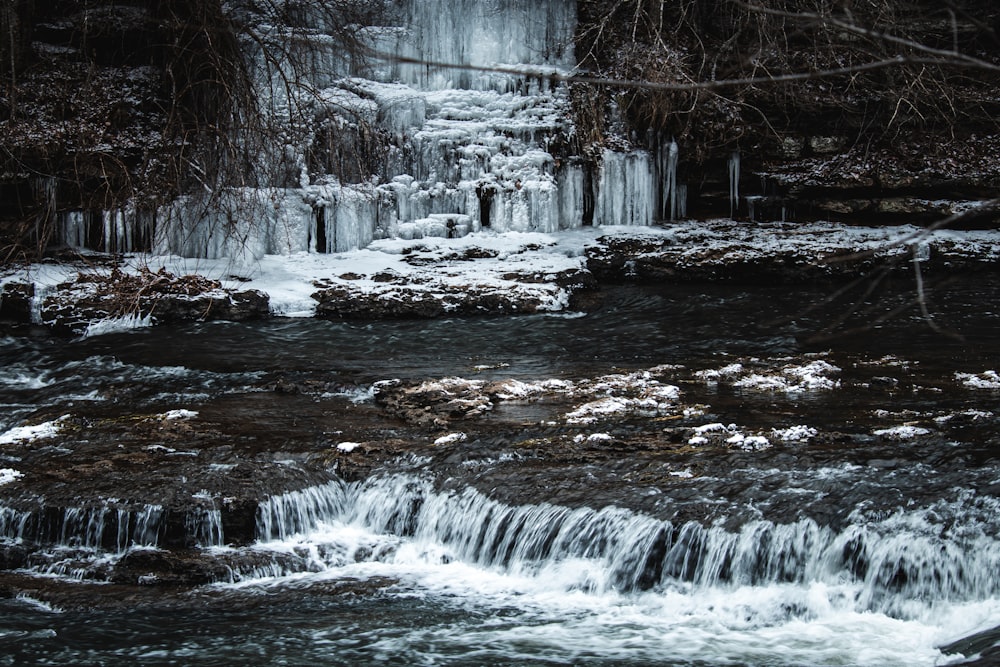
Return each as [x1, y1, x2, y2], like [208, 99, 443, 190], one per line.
[575, 0, 1000, 225]
[2, 1, 999, 261]
[1, 1, 167, 257]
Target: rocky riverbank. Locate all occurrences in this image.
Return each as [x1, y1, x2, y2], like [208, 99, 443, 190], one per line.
[3, 220, 1000, 334]
[1, 336, 997, 598]
[2, 219, 1000, 602]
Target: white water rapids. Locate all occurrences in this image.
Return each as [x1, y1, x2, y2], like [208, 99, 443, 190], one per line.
[4, 278, 1000, 664]
[234, 474, 1000, 665]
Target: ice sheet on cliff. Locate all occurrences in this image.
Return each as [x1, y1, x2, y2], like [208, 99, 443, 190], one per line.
[55, 0, 682, 260]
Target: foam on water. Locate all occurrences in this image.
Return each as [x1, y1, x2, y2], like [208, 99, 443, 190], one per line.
[240, 474, 1000, 664]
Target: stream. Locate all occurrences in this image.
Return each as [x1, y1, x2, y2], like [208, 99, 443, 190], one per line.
[2, 276, 1000, 665]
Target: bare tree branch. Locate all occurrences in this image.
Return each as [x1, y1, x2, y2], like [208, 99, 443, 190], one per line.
[374, 51, 941, 93]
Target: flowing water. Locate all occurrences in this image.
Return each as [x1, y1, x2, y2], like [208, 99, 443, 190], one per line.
[2, 276, 1000, 665]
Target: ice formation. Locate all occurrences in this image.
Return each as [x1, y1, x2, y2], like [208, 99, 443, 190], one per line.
[728, 151, 741, 217]
[54, 0, 683, 259]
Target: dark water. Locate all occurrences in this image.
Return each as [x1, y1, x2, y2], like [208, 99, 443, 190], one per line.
[2, 276, 1000, 665]
[11, 274, 1000, 378]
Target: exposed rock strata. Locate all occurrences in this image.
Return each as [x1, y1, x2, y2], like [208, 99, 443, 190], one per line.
[0, 351, 987, 594]
[3, 267, 270, 334]
[4, 222, 1000, 331]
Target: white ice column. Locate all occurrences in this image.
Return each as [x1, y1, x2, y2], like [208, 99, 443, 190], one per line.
[729, 151, 741, 217]
[594, 150, 655, 227]
[322, 186, 378, 253]
[386, 0, 576, 92]
[59, 211, 87, 249]
[156, 189, 313, 260]
[557, 164, 585, 229]
[488, 180, 560, 233]
[658, 140, 681, 221]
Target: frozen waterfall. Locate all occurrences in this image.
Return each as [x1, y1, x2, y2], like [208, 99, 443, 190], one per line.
[57, 0, 682, 259]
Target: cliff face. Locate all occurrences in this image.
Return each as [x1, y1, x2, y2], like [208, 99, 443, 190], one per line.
[0, 1, 166, 257]
[575, 0, 1000, 225]
[2, 1, 999, 262]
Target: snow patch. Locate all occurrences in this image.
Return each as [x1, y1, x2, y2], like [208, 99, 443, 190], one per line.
[955, 370, 1000, 389]
[433, 432, 467, 446]
[565, 395, 675, 425]
[694, 363, 744, 382]
[0, 469, 23, 486]
[934, 409, 993, 423]
[726, 433, 771, 451]
[733, 360, 841, 392]
[573, 433, 613, 443]
[162, 409, 198, 421]
[688, 422, 771, 450]
[873, 425, 931, 439]
[771, 425, 819, 442]
[0, 416, 70, 445]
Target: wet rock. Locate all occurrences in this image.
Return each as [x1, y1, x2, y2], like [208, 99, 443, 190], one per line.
[33, 268, 270, 333]
[110, 549, 233, 586]
[149, 288, 269, 324]
[0, 545, 29, 571]
[462, 247, 499, 260]
[0, 281, 33, 321]
[585, 221, 1000, 284]
[376, 377, 493, 428]
[312, 282, 551, 319]
[313, 286, 445, 319]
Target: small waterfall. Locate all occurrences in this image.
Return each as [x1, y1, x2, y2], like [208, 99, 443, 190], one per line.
[118, 505, 163, 552]
[256, 480, 351, 542]
[186, 508, 225, 548]
[59, 507, 109, 549]
[0, 502, 225, 553]
[252, 475, 1000, 618]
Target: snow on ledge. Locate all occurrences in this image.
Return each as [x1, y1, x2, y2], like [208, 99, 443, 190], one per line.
[0, 416, 70, 445]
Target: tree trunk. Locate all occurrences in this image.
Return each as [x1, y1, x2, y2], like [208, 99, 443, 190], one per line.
[1, 0, 33, 117]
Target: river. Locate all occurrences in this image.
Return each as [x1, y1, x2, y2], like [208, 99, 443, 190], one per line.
[1, 276, 1000, 665]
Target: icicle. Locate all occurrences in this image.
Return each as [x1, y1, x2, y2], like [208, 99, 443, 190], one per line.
[728, 151, 741, 218]
[557, 164, 585, 229]
[660, 139, 680, 221]
[59, 211, 86, 249]
[676, 184, 688, 219]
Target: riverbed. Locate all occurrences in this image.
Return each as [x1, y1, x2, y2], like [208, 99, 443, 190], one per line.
[1, 275, 1000, 665]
